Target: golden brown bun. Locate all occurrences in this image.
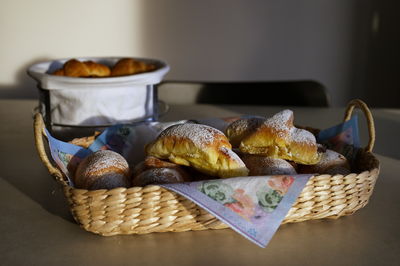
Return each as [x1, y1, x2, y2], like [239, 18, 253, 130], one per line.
[110, 58, 156, 77]
[53, 59, 111, 77]
[238, 110, 321, 165]
[52, 69, 65, 76]
[226, 117, 266, 147]
[145, 123, 249, 178]
[240, 154, 297, 176]
[132, 156, 191, 186]
[74, 150, 130, 190]
[83, 60, 111, 77]
[299, 149, 351, 175]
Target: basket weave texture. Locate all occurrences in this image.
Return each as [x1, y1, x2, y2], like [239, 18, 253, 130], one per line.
[34, 99, 380, 236]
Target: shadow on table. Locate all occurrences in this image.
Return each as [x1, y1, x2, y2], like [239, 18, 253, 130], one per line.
[1, 127, 76, 224]
[1, 168, 75, 223]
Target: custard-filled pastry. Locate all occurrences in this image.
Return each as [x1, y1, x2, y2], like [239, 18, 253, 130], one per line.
[145, 123, 249, 178]
[226, 117, 266, 147]
[238, 110, 321, 165]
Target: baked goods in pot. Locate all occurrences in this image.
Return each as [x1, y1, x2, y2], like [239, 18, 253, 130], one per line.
[74, 150, 131, 190]
[145, 123, 249, 178]
[240, 153, 297, 176]
[53, 59, 111, 77]
[51, 58, 155, 77]
[236, 110, 321, 165]
[110, 58, 156, 76]
[299, 149, 351, 175]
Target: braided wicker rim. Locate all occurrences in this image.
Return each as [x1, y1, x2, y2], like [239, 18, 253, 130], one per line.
[33, 99, 380, 236]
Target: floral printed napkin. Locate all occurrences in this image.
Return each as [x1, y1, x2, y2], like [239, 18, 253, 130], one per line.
[162, 175, 310, 247]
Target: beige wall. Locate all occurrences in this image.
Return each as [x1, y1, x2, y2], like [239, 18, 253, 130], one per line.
[0, 0, 374, 106]
[0, 0, 144, 98]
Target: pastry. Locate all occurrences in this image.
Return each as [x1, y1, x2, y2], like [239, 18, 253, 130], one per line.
[74, 150, 131, 190]
[110, 58, 156, 76]
[237, 110, 321, 165]
[225, 117, 266, 147]
[132, 156, 191, 186]
[299, 149, 351, 175]
[240, 154, 297, 176]
[52, 68, 65, 76]
[133, 168, 188, 187]
[145, 123, 249, 178]
[52, 59, 111, 77]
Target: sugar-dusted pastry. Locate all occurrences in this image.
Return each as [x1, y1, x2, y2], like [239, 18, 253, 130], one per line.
[238, 110, 320, 165]
[225, 117, 266, 147]
[53, 59, 111, 77]
[110, 58, 156, 77]
[132, 156, 191, 186]
[299, 149, 351, 175]
[74, 150, 131, 190]
[145, 123, 249, 178]
[240, 153, 297, 176]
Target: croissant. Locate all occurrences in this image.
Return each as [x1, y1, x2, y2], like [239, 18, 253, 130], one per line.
[110, 58, 156, 77]
[53, 59, 111, 77]
[145, 123, 249, 178]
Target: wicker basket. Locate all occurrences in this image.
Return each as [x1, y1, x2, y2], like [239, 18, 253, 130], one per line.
[34, 99, 380, 236]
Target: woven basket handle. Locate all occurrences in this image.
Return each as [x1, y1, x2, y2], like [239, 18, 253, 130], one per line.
[33, 113, 68, 186]
[343, 99, 375, 152]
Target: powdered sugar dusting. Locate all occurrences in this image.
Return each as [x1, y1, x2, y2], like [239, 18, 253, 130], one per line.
[160, 123, 224, 148]
[264, 109, 293, 132]
[227, 117, 265, 136]
[79, 150, 129, 176]
[291, 128, 316, 145]
[318, 149, 346, 167]
[265, 110, 316, 145]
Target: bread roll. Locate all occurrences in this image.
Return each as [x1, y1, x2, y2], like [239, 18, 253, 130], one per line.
[132, 156, 191, 186]
[240, 154, 297, 176]
[299, 149, 350, 175]
[132, 168, 187, 187]
[74, 150, 130, 190]
[145, 123, 249, 178]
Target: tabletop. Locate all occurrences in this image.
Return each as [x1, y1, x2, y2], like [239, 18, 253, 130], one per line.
[0, 99, 399, 266]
